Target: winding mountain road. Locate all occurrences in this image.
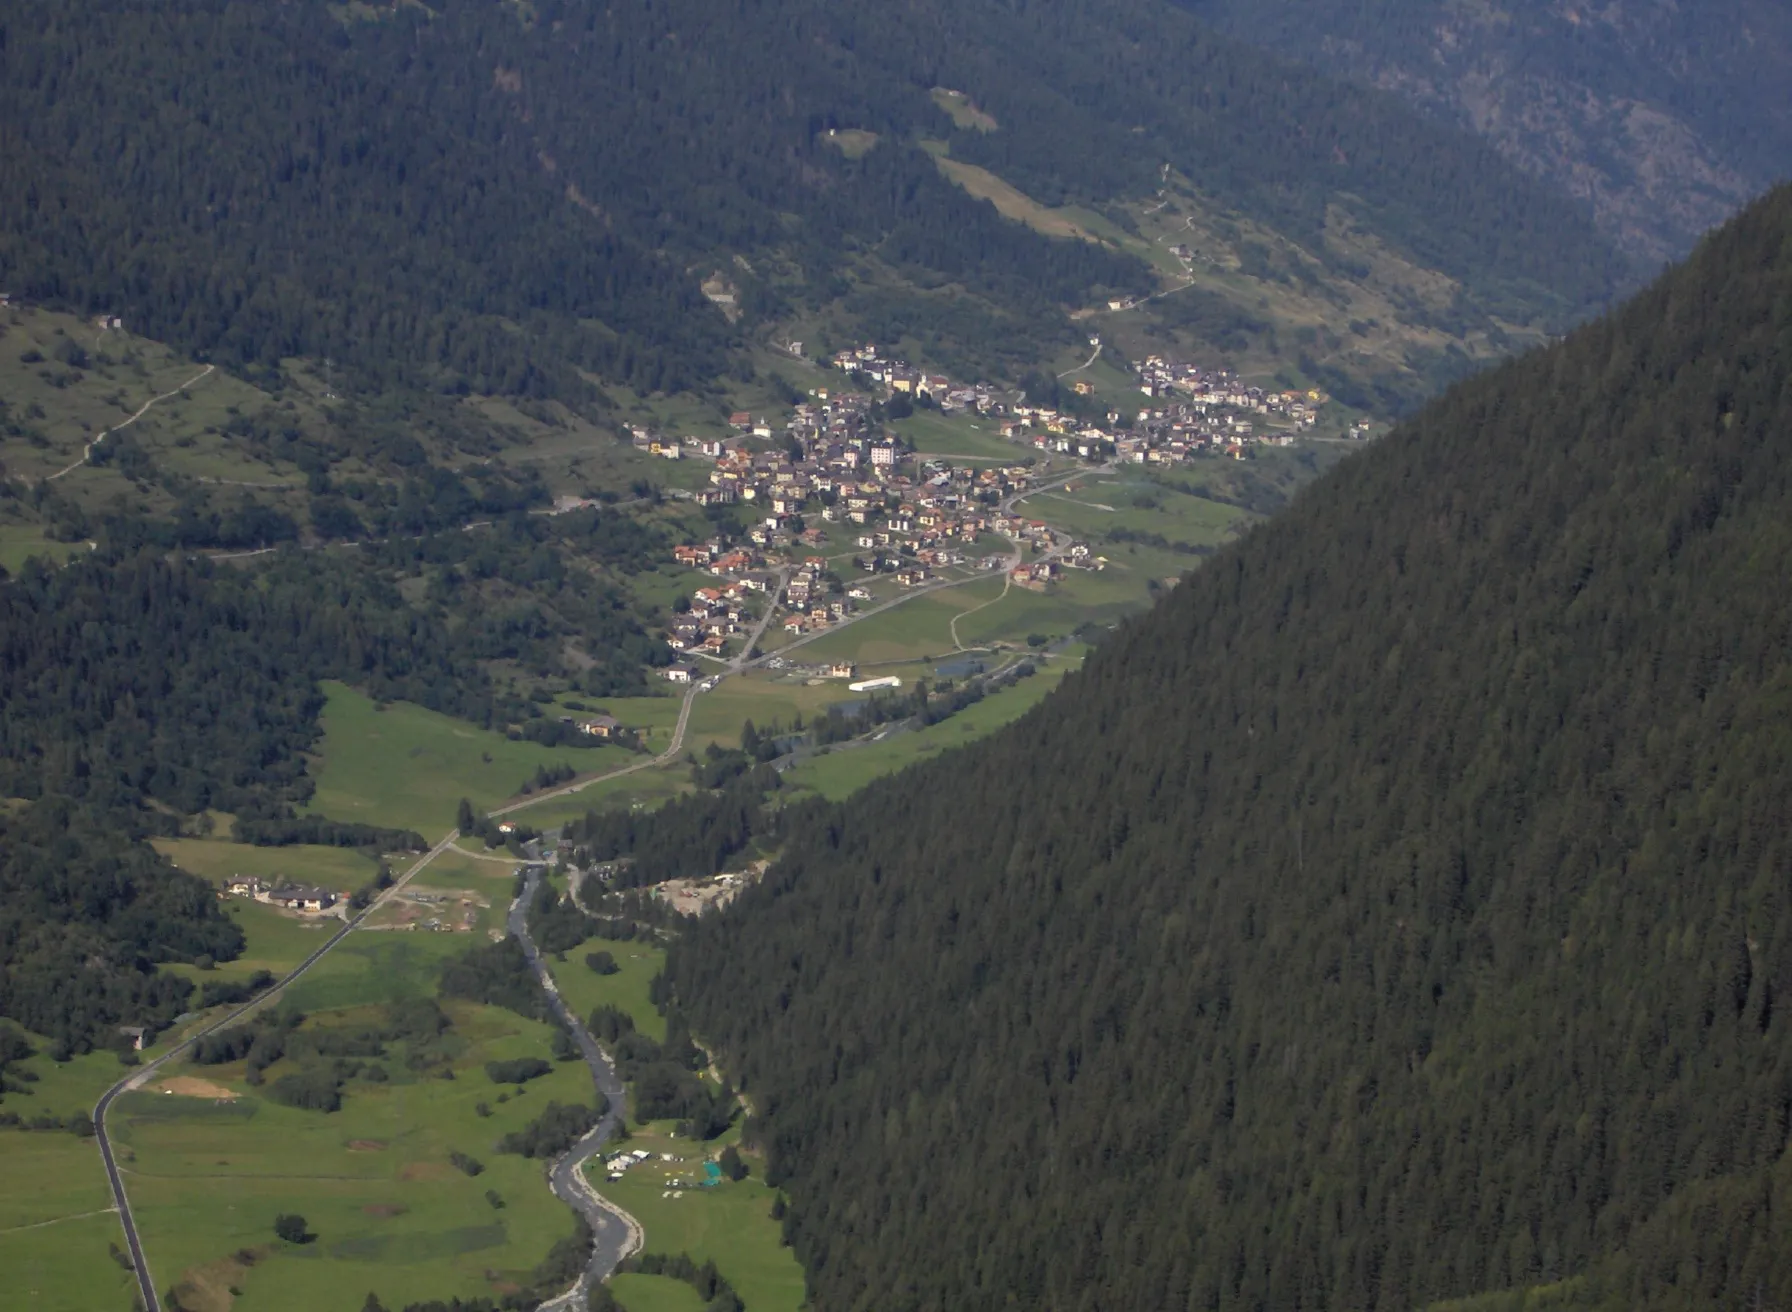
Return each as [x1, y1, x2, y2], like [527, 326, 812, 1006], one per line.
[93, 827, 463, 1312]
[508, 868, 643, 1309]
[93, 457, 1103, 1311]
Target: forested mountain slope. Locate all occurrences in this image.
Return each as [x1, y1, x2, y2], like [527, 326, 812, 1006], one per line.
[672, 185, 1792, 1309]
[1179, 0, 1792, 266]
[0, 0, 1621, 399]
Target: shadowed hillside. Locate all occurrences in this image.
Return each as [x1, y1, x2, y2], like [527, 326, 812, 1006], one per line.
[0, 0, 1622, 401]
[671, 185, 1792, 1309]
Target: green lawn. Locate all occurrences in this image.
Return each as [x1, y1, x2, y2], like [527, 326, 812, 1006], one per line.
[304, 682, 637, 837]
[785, 654, 1081, 800]
[278, 929, 474, 1015]
[413, 847, 521, 887]
[564, 692, 691, 754]
[545, 938, 668, 1044]
[0, 1040, 131, 1123]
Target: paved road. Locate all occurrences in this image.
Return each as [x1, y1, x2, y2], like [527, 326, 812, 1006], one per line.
[1056, 341, 1102, 379]
[508, 868, 643, 1309]
[495, 679, 701, 817]
[730, 566, 792, 669]
[93, 828, 463, 1312]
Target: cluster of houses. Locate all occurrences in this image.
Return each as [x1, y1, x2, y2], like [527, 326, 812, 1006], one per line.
[657, 450, 1108, 658]
[220, 876, 338, 913]
[823, 342, 1325, 463]
[634, 341, 1331, 668]
[829, 343, 1004, 414]
[664, 576, 757, 660]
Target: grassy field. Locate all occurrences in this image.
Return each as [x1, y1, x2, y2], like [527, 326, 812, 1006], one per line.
[0, 1133, 137, 1312]
[304, 682, 638, 837]
[930, 154, 1105, 245]
[610, 1273, 709, 1312]
[277, 928, 473, 1015]
[1017, 476, 1252, 546]
[930, 86, 998, 132]
[558, 691, 689, 753]
[682, 673, 862, 746]
[785, 653, 1082, 800]
[546, 938, 668, 1048]
[0, 308, 321, 502]
[794, 580, 1004, 665]
[891, 411, 1031, 463]
[507, 765, 696, 832]
[171, 899, 342, 991]
[588, 1124, 803, 1312]
[0, 898, 358, 1127]
[0, 1042, 129, 1122]
[955, 570, 1148, 644]
[112, 982, 604, 1312]
[153, 838, 380, 892]
[0, 525, 87, 573]
[414, 846, 521, 886]
[819, 128, 879, 159]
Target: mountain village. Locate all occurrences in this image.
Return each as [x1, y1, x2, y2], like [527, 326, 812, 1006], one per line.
[630, 342, 1342, 668]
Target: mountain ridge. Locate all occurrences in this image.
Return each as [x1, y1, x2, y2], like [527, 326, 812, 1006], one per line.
[0, 0, 1623, 409]
[1178, 0, 1792, 265]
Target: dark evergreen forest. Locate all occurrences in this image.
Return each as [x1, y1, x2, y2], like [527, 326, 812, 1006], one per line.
[669, 186, 1792, 1308]
[0, 493, 672, 1051]
[0, 0, 1621, 396]
[1177, 0, 1792, 263]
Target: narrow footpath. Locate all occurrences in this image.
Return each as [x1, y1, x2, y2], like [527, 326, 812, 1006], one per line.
[509, 867, 643, 1309]
[45, 364, 215, 481]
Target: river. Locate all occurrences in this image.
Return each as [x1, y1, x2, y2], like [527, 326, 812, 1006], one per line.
[508, 866, 643, 1310]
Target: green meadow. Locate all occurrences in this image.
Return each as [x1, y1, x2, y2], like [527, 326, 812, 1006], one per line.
[546, 938, 668, 1045]
[304, 682, 638, 837]
[1017, 474, 1252, 547]
[165, 898, 342, 991]
[584, 1118, 802, 1312]
[794, 579, 1004, 665]
[508, 765, 696, 832]
[610, 1272, 709, 1312]
[113, 989, 603, 1312]
[891, 411, 1033, 463]
[682, 674, 863, 747]
[154, 838, 380, 893]
[951, 569, 1145, 644]
[277, 929, 471, 1015]
[785, 652, 1083, 801]
[0, 1133, 138, 1312]
[0, 525, 87, 573]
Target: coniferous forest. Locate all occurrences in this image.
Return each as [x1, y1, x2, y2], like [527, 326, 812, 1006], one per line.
[669, 185, 1792, 1308]
[0, 4, 1786, 1306]
[0, 0, 1624, 397]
